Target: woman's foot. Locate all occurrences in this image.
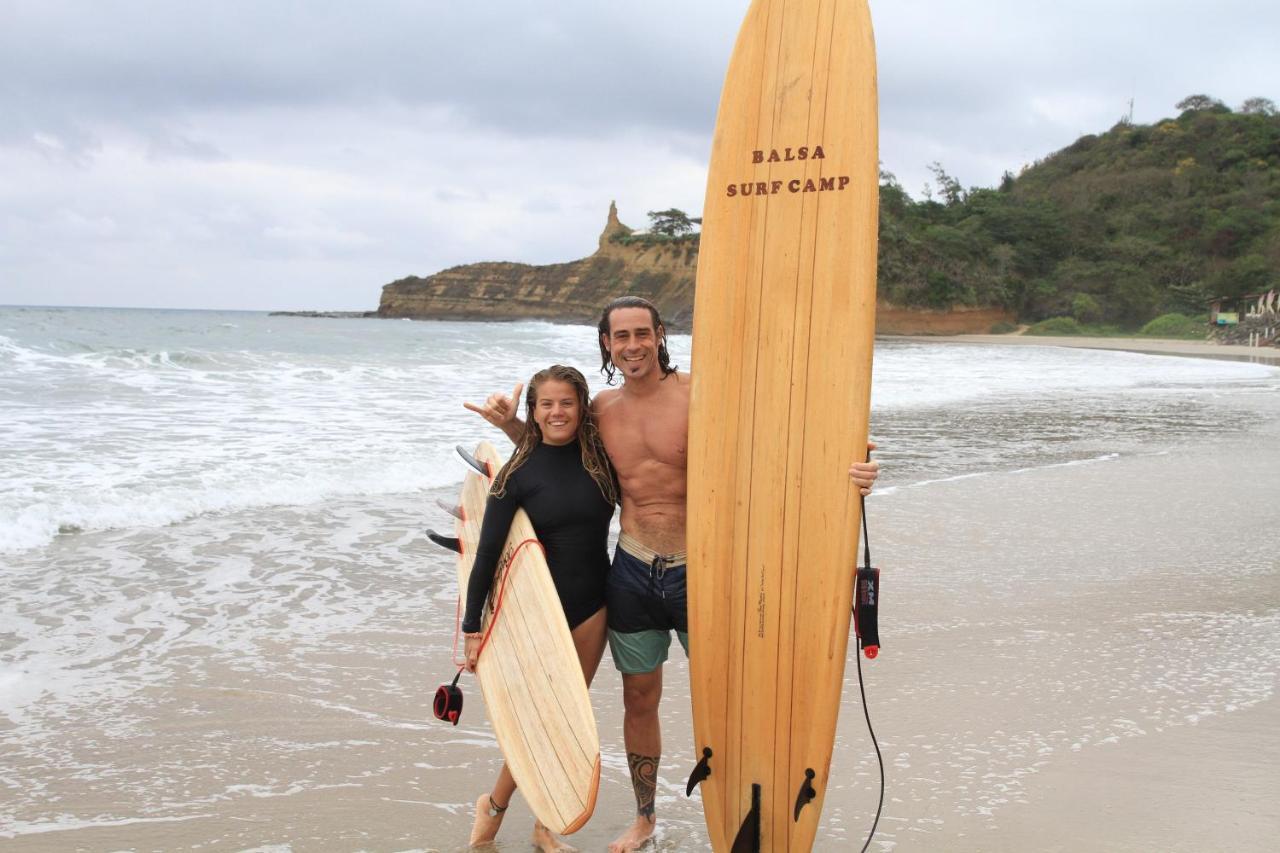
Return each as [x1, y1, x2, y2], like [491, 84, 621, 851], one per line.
[531, 820, 577, 852]
[469, 793, 507, 846]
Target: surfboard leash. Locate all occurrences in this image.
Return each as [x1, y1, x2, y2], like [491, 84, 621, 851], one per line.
[433, 537, 545, 726]
[433, 547, 470, 725]
[449, 595, 467, 669]
[854, 483, 885, 853]
[474, 537, 545, 660]
[433, 536, 469, 725]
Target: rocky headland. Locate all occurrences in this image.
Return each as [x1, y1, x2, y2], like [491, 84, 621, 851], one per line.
[375, 203, 1014, 335]
[378, 203, 698, 330]
[269, 311, 376, 319]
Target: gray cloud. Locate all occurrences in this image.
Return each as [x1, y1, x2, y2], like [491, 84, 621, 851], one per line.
[0, 2, 736, 139]
[1, 0, 1277, 310]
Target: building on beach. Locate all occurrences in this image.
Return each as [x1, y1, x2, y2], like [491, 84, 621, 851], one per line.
[1210, 289, 1278, 347]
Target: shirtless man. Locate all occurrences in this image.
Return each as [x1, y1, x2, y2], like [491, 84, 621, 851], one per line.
[466, 296, 879, 851]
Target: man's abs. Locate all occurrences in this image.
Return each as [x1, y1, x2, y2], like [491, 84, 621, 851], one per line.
[619, 498, 686, 555]
[615, 455, 687, 553]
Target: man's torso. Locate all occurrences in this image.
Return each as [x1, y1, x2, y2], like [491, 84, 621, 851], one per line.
[593, 372, 690, 554]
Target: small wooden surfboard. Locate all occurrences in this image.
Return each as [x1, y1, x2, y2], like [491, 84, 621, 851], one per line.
[452, 441, 600, 836]
[687, 1, 878, 850]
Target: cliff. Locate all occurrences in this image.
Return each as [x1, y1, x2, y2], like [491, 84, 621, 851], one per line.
[377, 203, 1013, 334]
[378, 203, 699, 331]
[875, 304, 1014, 335]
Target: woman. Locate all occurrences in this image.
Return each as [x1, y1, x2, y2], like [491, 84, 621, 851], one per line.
[461, 364, 616, 852]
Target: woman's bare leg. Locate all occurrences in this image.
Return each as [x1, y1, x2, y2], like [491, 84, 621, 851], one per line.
[572, 607, 608, 687]
[470, 762, 516, 846]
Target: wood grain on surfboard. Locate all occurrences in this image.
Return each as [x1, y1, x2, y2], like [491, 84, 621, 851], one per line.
[687, 0, 878, 850]
[453, 441, 600, 836]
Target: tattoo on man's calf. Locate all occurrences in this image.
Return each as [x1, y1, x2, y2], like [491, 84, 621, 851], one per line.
[628, 752, 659, 821]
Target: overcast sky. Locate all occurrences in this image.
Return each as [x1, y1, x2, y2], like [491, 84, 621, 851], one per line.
[1, 0, 1275, 311]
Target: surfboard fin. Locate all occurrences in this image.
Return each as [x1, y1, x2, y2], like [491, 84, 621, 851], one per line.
[730, 783, 761, 853]
[455, 444, 488, 477]
[426, 529, 462, 553]
[793, 768, 817, 821]
[435, 498, 464, 520]
[685, 747, 712, 796]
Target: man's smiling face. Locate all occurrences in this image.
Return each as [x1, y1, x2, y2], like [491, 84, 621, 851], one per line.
[603, 306, 663, 382]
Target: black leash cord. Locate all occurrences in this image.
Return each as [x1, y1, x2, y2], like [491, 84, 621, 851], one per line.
[857, 484, 884, 853]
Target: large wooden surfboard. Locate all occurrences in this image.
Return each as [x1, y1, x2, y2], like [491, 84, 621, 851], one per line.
[687, 1, 878, 850]
[453, 441, 600, 836]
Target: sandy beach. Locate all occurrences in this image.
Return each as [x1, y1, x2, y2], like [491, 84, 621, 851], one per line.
[8, 386, 1277, 852]
[858, 417, 1280, 852]
[893, 333, 1280, 365]
[3, 322, 1278, 852]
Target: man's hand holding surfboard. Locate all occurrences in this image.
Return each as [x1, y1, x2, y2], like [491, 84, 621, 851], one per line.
[851, 441, 880, 496]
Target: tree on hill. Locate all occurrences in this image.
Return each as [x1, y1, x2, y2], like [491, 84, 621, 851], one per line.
[1241, 96, 1277, 116]
[928, 162, 966, 206]
[1176, 93, 1228, 113]
[647, 208, 699, 237]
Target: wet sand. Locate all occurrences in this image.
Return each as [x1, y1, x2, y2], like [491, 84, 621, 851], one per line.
[3, 359, 1278, 851]
[971, 697, 1280, 852]
[853, 409, 1280, 852]
[894, 333, 1280, 365]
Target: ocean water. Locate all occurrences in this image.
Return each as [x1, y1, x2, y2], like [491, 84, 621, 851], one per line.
[4, 306, 1274, 557]
[1, 306, 1277, 848]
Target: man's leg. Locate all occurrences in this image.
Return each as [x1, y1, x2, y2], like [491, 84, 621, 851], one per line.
[605, 543, 676, 851]
[609, 666, 664, 853]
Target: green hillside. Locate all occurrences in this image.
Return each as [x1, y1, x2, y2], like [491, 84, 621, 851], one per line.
[877, 95, 1280, 328]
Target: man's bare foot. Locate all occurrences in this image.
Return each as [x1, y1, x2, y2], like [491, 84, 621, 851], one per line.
[608, 816, 656, 852]
[531, 820, 577, 852]
[469, 793, 506, 846]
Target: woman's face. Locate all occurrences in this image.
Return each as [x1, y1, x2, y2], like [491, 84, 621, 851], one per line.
[531, 379, 581, 446]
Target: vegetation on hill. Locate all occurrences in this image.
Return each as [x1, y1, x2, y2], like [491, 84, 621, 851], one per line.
[877, 94, 1280, 329]
[610, 208, 702, 248]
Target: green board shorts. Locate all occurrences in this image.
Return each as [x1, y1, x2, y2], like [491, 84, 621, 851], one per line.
[609, 626, 690, 675]
[606, 534, 689, 675]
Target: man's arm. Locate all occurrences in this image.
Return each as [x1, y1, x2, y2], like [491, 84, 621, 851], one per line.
[463, 382, 525, 443]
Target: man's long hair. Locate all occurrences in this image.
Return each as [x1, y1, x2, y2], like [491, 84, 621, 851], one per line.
[490, 364, 618, 505]
[597, 295, 678, 385]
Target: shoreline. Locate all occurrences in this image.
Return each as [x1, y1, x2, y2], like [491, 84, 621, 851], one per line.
[261, 312, 1280, 363]
[888, 332, 1280, 365]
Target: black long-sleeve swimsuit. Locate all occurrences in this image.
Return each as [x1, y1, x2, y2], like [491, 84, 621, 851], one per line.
[461, 440, 614, 634]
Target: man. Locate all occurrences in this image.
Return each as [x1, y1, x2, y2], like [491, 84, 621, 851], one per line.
[466, 296, 879, 851]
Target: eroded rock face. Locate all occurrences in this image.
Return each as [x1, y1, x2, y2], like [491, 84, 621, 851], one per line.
[377, 202, 1015, 335]
[378, 203, 697, 331]
[876, 304, 1016, 335]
